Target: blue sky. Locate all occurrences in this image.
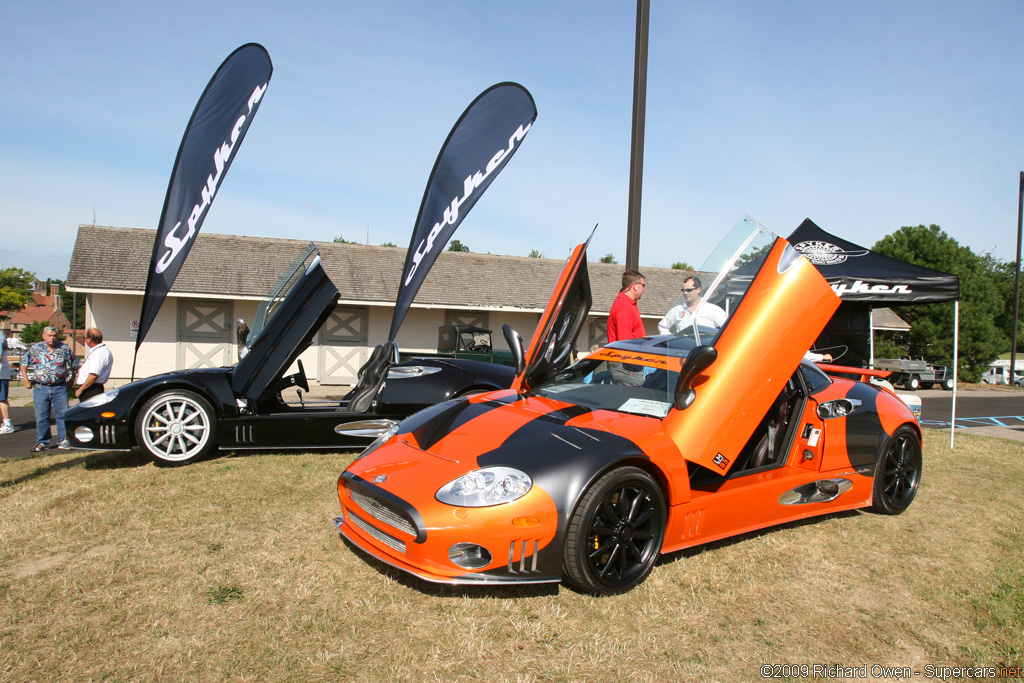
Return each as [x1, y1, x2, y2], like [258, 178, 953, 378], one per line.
[3, 1, 1024, 281]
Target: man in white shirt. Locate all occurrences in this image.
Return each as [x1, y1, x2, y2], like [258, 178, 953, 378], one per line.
[658, 276, 727, 334]
[75, 328, 114, 402]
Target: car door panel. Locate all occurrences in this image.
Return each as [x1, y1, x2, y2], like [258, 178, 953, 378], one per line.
[662, 238, 841, 476]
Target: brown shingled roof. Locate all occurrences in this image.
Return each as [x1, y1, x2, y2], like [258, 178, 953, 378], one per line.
[67, 225, 691, 316]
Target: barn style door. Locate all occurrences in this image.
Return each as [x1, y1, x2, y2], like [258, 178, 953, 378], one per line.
[318, 307, 369, 385]
[177, 300, 233, 369]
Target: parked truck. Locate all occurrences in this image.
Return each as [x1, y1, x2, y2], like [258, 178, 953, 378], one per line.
[872, 357, 954, 391]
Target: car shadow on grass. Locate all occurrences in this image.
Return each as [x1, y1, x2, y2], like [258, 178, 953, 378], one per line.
[332, 509, 867, 598]
[0, 449, 150, 488]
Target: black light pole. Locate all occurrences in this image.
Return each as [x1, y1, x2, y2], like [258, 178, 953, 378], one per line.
[625, 0, 650, 271]
[1012, 171, 1023, 381]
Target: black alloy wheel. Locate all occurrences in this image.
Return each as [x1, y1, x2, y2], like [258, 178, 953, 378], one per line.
[563, 467, 666, 595]
[870, 426, 922, 515]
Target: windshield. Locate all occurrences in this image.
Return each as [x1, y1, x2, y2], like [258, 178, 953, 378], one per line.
[532, 216, 778, 419]
[532, 356, 680, 419]
[659, 216, 775, 345]
[246, 242, 320, 351]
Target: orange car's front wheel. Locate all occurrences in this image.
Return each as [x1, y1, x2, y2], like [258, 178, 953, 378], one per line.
[563, 466, 666, 595]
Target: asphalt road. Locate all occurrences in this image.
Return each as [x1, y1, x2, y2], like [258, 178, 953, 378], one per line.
[918, 389, 1024, 430]
[1, 406, 57, 457]
[2, 389, 1021, 461]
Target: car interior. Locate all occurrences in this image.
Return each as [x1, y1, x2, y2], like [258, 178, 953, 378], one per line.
[688, 370, 807, 489]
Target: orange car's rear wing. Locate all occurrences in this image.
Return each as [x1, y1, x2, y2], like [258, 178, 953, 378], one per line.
[817, 364, 893, 384]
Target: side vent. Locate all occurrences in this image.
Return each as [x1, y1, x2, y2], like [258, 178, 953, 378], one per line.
[680, 509, 704, 539]
[99, 424, 117, 446]
[507, 539, 541, 574]
[234, 424, 254, 444]
[778, 478, 853, 505]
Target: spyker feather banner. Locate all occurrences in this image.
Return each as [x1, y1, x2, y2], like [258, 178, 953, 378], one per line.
[134, 43, 273, 372]
[388, 82, 537, 342]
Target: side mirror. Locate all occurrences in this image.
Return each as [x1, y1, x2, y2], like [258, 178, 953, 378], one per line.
[674, 345, 718, 410]
[502, 324, 525, 375]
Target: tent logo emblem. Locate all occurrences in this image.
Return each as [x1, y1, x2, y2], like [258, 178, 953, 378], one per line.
[793, 240, 870, 265]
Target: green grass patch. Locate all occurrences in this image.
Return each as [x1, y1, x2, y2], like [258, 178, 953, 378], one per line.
[0, 432, 1021, 682]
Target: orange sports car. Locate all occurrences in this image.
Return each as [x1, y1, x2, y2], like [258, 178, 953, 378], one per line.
[334, 218, 922, 594]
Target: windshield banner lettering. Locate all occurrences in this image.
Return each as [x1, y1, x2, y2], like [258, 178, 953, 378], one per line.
[388, 83, 537, 342]
[134, 43, 273, 375]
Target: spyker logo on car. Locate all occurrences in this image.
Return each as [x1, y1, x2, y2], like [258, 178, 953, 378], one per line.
[373, 474, 387, 484]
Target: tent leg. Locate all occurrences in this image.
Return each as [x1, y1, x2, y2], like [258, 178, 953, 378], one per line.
[950, 301, 959, 448]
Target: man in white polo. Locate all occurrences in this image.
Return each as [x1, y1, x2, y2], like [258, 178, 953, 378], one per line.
[75, 328, 114, 402]
[658, 276, 727, 334]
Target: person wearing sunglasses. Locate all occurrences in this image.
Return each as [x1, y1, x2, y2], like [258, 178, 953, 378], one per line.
[657, 276, 727, 334]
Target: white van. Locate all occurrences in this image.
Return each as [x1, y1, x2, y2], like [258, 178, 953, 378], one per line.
[982, 365, 1024, 386]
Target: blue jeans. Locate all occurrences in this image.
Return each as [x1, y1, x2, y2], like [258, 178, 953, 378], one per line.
[33, 383, 68, 445]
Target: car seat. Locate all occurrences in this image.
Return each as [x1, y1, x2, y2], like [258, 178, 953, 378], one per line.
[342, 342, 398, 413]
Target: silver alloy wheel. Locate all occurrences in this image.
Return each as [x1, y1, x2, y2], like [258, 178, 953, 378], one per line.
[137, 391, 214, 463]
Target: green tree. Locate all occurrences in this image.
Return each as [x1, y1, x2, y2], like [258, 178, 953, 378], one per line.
[332, 235, 356, 244]
[0, 267, 35, 317]
[987, 256, 1022, 352]
[528, 249, 544, 258]
[448, 240, 470, 252]
[380, 241, 397, 248]
[670, 261, 694, 270]
[599, 253, 617, 264]
[872, 225, 1006, 382]
[20, 321, 65, 345]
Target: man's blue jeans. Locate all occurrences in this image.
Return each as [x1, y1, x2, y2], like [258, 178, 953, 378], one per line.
[33, 383, 68, 445]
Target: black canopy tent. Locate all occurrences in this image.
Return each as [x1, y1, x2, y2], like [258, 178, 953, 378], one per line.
[787, 219, 961, 444]
[788, 218, 960, 366]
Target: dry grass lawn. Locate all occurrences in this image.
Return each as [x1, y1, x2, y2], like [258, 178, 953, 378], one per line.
[1, 430, 1021, 682]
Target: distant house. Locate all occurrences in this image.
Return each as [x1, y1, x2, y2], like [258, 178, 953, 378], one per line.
[66, 225, 693, 384]
[0, 282, 73, 338]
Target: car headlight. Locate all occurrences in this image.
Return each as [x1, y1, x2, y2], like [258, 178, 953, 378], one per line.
[353, 422, 401, 460]
[436, 467, 532, 507]
[78, 387, 119, 408]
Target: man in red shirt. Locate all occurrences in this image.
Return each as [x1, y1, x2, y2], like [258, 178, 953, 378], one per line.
[607, 270, 647, 342]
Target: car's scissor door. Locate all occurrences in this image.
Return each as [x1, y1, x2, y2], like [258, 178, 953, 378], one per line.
[231, 254, 340, 401]
[511, 240, 592, 392]
[663, 237, 840, 475]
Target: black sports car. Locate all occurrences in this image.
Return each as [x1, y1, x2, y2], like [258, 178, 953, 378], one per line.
[64, 244, 514, 465]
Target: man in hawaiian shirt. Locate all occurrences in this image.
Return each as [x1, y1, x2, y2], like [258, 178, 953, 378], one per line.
[21, 326, 79, 452]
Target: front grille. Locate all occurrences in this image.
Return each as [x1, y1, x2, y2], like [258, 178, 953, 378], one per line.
[347, 486, 417, 537]
[508, 539, 541, 574]
[348, 510, 407, 554]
